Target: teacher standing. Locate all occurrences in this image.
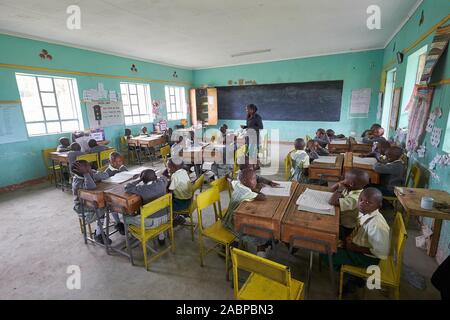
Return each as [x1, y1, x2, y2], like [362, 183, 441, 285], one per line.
[241, 104, 263, 164]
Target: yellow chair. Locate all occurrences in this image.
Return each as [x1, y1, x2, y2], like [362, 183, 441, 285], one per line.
[76, 153, 99, 170]
[306, 135, 312, 142]
[175, 174, 205, 241]
[284, 149, 296, 180]
[197, 186, 236, 281]
[338, 212, 408, 300]
[160, 145, 171, 168]
[231, 247, 305, 300]
[211, 176, 232, 218]
[42, 148, 60, 184]
[98, 148, 116, 171]
[128, 194, 175, 271]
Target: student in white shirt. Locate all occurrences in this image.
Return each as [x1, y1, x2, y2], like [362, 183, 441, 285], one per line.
[332, 187, 390, 271]
[288, 138, 310, 182]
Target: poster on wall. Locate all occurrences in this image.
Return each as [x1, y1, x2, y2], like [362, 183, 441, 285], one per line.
[0, 104, 28, 144]
[389, 88, 402, 131]
[420, 25, 450, 84]
[406, 85, 434, 153]
[350, 88, 371, 117]
[86, 101, 124, 129]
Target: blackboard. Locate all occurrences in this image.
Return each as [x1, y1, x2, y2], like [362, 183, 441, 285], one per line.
[217, 80, 343, 122]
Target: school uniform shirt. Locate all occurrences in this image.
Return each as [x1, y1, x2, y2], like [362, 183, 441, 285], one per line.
[313, 135, 330, 148]
[104, 164, 128, 177]
[306, 149, 319, 161]
[169, 169, 193, 200]
[339, 189, 364, 229]
[124, 176, 169, 228]
[67, 151, 85, 167]
[222, 180, 259, 233]
[352, 209, 390, 259]
[373, 159, 405, 193]
[289, 150, 310, 181]
[362, 136, 387, 145]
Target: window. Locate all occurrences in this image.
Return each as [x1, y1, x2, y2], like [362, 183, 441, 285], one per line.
[15, 73, 83, 136]
[120, 82, 152, 125]
[380, 68, 396, 138]
[398, 45, 428, 128]
[165, 86, 187, 120]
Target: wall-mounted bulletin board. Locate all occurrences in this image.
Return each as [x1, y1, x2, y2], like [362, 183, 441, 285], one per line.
[0, 102, 28, 144]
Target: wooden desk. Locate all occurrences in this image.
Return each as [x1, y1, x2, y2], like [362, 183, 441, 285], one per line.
[104, 184, 142, 215]
[308, 154, 344, 181]
[281, 184, 340, 253]
[349, 137, 372, 153]
[343, 152, 380, 184]
[49, 151, 69, 165]
[234, 182, 299, 240]
[129, 135, 166, 147]
[328, 139, 350, 154]
[394, 187, 450, 257]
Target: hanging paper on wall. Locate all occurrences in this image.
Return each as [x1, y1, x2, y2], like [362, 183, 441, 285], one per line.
[86, 101, 124, 129]
[420, 25, 450, 84]
[417, 145, 426, 158]
[406, 86, 434, 153]
[431, 126, 442, 147]
[350, 88, 371, 115]
[425, 107, 442, 133]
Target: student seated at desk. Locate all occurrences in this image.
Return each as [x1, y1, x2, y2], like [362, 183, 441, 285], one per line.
[124, 169, 169, 246]
[362, 125, 387, 145]
[237, 156, 279, 187]
[372, 146, 405, 196]
[88, 139, 109, 153]
[222, 168, 270, 257]
[165, 128, 174, 146]
[57, 137, 71, 152]
[220, 124, 228, 142]
[124, 128, 133, 140]
[361, 123, 381, 138]
[360, 140, 391, 162]
[140, 126, 149, 136]
[104, 152, 128, 177]
[164, 159, 193, 226]
[67, 142, 85, 166]
[171, 136, 184, 158]
[313, 128, 331, 148]
[71, 160, 117, 244]
[332, 188, 390, 273]
[288, 138, 310, 182]
[326, 129, 345, 140]
[306, 140, 329, 160]
[329, 168, 370, 239]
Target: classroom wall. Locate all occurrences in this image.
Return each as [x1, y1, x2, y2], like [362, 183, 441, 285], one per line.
[0, 34, 193, 188]
[381, 0, 450, 263]
[193, 49, 384, 141]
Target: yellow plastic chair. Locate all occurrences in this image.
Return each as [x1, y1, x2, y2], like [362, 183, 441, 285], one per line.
[160, 145, 171, 168]
[211, 176, 232, 218]
[231, 247, 305, 300]
[98, 148, 116, 171]
[128, 194, 174, 271]
[76, 153, 99, 170]
[339, 212, 407, 300]
[284, 149, 296, 180]
[175, 174, 205, 241]
[42, 148, 60, 184]
[197, 186, 236, 281]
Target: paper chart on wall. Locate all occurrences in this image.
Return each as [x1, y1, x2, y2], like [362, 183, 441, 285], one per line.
[431, 127, 442, 147]
[350, 88, 371, 115]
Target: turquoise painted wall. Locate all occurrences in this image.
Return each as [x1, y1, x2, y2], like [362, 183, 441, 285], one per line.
[194, 50, 384, 141]
[381, 0, 450, 262]
[0, 34, 193, 188]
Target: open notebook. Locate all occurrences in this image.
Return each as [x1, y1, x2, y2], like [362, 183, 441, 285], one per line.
[314, 156, 337, 164]
[106, 166, 152, 184]
[260, 181, 292, 197]
[296, 188, 336, 215]
[353, 156, 378, 166]
[330, 140, 347, 145]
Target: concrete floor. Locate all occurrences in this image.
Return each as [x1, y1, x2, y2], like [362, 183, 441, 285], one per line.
[0, 154, 442, 299]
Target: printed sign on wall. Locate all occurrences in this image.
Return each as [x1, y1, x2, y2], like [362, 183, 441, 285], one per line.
[86, 101, 124, 129]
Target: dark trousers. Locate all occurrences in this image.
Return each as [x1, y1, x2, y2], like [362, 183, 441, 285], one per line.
[431, 254, 450, 300]
[332, 248, 380, 271]
[369, 183, 395, 197]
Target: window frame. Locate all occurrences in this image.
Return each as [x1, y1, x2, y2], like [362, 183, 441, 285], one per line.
[120, 82, 153, 126]
[15, 73, 83, 136]
[165, 86, 187, 121]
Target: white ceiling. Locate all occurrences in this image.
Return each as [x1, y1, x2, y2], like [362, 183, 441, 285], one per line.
[0, 0, 421, 69]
